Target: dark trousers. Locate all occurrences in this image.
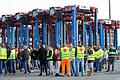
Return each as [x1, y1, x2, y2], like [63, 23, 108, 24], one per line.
[40, 60, 47, 75]
[0, 60, 7, 75]
[22, 61, 30, 73]
[94, 58, 102, 72]
[8, 60, 15, 74]
[107, 58, 114, 71]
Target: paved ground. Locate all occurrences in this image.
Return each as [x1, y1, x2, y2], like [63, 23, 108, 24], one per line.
[1, 61, 120, 80]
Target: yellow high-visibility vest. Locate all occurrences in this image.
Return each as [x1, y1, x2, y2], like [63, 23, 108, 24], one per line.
[94, 49, 103, 58]
[0, 48, 7, 60]
[61, 47, 70, 60]
[76, 46, 85, 59]
[88, 54, 95, 60]
[47, 49, 53, 60]
[8, 49, 16, 60]
[70, 48, 75, 60]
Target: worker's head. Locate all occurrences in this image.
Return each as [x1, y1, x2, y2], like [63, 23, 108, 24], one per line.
[47, 45, 51, 50]
[69, 43, 73, 48]
[42, 44, 45, 48]
[63, 43, 67, 47]
[24, 45, 27, 50]
[89, 49, 93, 54]
[57, 44, 60, 49]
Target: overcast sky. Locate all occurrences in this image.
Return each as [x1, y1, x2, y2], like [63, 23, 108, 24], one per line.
[0, 0, 120, 46]
[0, 0, 119, 20]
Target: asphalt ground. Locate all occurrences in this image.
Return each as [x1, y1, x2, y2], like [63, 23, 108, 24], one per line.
[0, 61, 120, 80]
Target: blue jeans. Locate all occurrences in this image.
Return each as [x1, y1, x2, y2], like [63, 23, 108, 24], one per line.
[22, 61, 30, 73]
[0, 60, 7, 75]
[10, 60, 15, 74]
[95, 58, 102, 72]
[76, 58, 85, 76]
[70, 60, 76, 75]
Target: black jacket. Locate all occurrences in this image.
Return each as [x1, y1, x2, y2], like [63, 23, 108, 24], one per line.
[38, 47, 47, 61]
[31, 50, 38, 60]
[21, 49, 29, 61]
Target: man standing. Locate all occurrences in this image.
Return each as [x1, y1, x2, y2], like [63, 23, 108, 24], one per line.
[0, 45, 8, 75]
[8, 47, 16, 75]
[75, 44, 85, 77]
[69, 44, 76, 76]
[21, 46, 31, 74]
[61, 44, 70, 77]
[106, 45, 117, 72]
[54, 44, 61, 76]
[38, 44, 48, 76]
[94, 46, 103, 72]
[47, 45, 54, 75]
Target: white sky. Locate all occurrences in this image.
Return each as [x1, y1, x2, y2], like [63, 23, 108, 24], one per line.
[0, 0, 120, 46]
[0, 0, 120, 20]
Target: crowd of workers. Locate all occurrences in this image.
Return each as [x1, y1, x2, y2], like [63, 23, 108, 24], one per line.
[0, 43, 118, 77]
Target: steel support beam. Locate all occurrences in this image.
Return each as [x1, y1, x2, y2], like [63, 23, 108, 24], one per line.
[55, 19, 59, 47]
[34, 18, 40, 48]
[63, 22, 66, 44]
[59, 18, 63, 47]
[114, 28, 118, 49]
[72, 6, 77, 46]
[24, 24, 29, 46]
[42, 19, 47, 46]
[83, 21, 87, 46]
[100, 21, 104, 49]
[19, 22, 23, 48]
[105, 29, 108, 48]
[95, 8, 98, 46]
[89, 24, 93, 46]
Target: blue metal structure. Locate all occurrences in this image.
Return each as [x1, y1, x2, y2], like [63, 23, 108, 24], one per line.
[34, 18, 40, 48]
[100, 21, 104, 49]
[55, 19, 59, 47]
[83, 21, 87, 46]
[95, 8, 98, 46]
[63, 22, 66, 44]
[12, 27, 16, 48]
[42, 19, 47, 46]
[59, 18, 63, 47]
[114, 28, 118, 49]
[89, 24, 93, 46]
[72, 6, 77, 46]
[23, 24, 29, 46]
[19, 21, 23, 48]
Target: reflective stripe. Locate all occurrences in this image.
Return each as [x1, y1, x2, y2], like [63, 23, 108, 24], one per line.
[94, 49, 103, 58]
[8, 49, 16, 60]
[109, 52, 116, 54]
[0, 48, 7, 59]
[61, 47, 70, 60]
[76, 46, 85, 59]
[47, 49, 53, 60]
[70, 48, 75, 60]
[88, 54, 95, 60]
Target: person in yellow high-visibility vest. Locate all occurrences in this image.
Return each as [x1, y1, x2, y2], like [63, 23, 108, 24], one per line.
[8, 47, 16, 75]
[0, 45, 8, 75]
[106, 45, 118, 72]
[69, 44, 76, 76]
[54, 44, 61, 76]
[75, 45, 85, 77]
[93, 46, 103, 72]
[61, 44, 70, 77]
[47, 45, 54, 75]
[87, 48, 95, 76]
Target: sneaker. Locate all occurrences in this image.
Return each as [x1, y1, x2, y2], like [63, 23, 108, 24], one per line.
[38, 73, 42, 76]
[55, 73, 60, 76]
[106, 70, 110, 72]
